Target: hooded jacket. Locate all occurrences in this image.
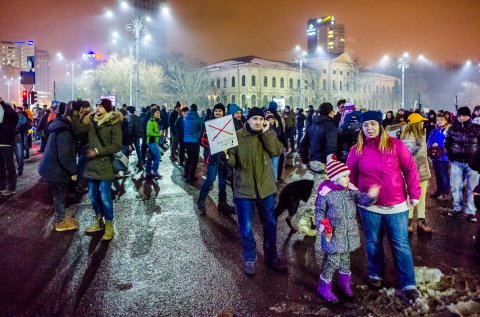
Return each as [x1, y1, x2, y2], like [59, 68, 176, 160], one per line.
[183, 110, 203, 143]
[347, 136, 421, 207]
[296, 110, 306, 129]
[444, 120, 480, 163]
[299, 114, 337, 164]
[0, 101, 18, 146]
[38, 116, 77, 183]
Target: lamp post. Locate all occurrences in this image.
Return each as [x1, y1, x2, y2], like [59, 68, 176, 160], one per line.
[56, 53, 78, 100]
[122, 43, 135, 108]
[295, 46, 307, 108]
[126, 16, 148, 111]
[397, 54, 409, 108]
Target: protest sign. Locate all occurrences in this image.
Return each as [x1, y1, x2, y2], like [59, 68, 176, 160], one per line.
[205, 116, 238, 155]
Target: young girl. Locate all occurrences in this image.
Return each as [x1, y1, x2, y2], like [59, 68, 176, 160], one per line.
[315, 155, 379, 302]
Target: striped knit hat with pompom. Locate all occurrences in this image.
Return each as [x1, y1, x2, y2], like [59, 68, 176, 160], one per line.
[326, 154, 350, 181]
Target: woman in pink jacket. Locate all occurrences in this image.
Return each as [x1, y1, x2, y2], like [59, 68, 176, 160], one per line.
[346, 111, 421, 302]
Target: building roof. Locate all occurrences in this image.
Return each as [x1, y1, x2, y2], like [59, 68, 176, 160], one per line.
[206, 55, 306, 70]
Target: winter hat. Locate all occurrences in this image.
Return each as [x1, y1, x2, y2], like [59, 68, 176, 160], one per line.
[247, 107, 265, 120]
[310, 160, 326, 173]
[213, 103, 225, 115]
[265, 111, 275, 121]
[97, 99, 113, 113]
[56, 102, 66, 115]
[407, 113, 427, 124]
[190, 104, 198, 112]
[457, 106, 471, 117]
[229, 103, 242, 115]
[326, 154, 350, 181]
[126, 106, 135, 114]
[175, 101, 181, 109]
[268, 101, 278, 111]
[360, 110, 383, 124]
[319, 102, 334, 115]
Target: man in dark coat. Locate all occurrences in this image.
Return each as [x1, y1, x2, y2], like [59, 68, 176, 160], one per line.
[168, 102, 181, 161]
[0, 98, 19, 196]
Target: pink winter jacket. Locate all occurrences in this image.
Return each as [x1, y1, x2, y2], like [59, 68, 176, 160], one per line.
[347, 136, 421, 207]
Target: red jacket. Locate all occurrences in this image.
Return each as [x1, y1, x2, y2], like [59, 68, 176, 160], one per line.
[347, 136, 421, 207]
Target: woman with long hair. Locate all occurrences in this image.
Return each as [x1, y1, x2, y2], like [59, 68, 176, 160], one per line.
[400, 113, 432, 233]
[347, 111, 421, 302]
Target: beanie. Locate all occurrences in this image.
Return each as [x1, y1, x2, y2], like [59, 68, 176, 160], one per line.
[407, 113, 427, 124]
[175, 101, 181, 109]
[265, 111, 275, 121]
[360, 110, 383, 124]
[268, 101, 278, 111]
[247, 107, 265, 120]
[126, 106, 135, 114]
[326, 154, 350, 181]
[229, 103, 242, 116]
[98, 99, 113, 113]
[457, 106, 471, 117]
[56, 102, 66, 116]
[213, 103, 225, 115]
[319, 102, 333, 115]
[190, 104, 198, 112]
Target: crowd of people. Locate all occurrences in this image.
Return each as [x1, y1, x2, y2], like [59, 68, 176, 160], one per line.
[1, 95, 480, 305]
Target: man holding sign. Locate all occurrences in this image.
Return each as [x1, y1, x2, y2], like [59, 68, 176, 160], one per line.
[197, 103, 235, 215]
[226, 107, 286, 276]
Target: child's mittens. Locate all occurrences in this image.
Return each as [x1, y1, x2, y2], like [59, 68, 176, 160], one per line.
[318, 224, 325, 233]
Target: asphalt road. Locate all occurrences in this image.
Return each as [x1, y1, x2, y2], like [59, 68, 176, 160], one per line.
[1, 145, 479, 317]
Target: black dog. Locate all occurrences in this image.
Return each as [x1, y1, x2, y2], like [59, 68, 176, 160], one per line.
[274, 179, 314, 232]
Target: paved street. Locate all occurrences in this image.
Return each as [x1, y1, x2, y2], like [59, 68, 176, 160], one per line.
[1, 145, 480, 317]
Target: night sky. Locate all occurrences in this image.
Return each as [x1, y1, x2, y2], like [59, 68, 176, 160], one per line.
[1, 0, 480, 73]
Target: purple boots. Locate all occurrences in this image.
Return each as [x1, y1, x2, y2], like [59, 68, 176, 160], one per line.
[317, 272, 353, 302]
[337, 272, 353, 297]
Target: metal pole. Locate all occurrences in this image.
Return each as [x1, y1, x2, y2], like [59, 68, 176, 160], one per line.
[54, 80, 56, 100]
[401, 65, 405, 108]
[135, 34, 140, 111]
[71, 62, 75, 100]
[299, 59, 303, 108]
[7, 81, 10, 101]
[130, 46, 133, 107]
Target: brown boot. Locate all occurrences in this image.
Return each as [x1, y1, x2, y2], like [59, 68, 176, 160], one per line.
[408, 219, 414, 233]
[417, 219, 432, 233]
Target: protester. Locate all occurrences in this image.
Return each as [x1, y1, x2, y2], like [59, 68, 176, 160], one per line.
[13, 105, 29, 176]
[445, 106, 480, 223]
[347, 110, 421, 302]
[267, 101, 287, 181]
[265, 111, 284, 181]
[229, 104, 246, 131]
[168, 102, 181, 161]
[401, 113, 432, 233]
[0, 98, 19, 196]
[174, 107, 189, 167]
[160, 106, 169, 149]
[183, 104, 203, 182]
[333, 99, 346, 127]
[127, 106, 144, 169]
[145, 108, 162, 179]
[283, 105, 296, 153]
[382, 111, 394, 128]
[425, 110, 437, 139]
[72, 98, 122, 240]
[472, 105, 480, 125]
[315, 154, 379, 302]
[295, 108, 306, 149]
[227, 107, 285, 276]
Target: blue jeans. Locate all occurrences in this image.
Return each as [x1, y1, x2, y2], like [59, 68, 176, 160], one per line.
[199, 163, 227, 202]
[271, 156, 279, 181]
[14, 141, 24, 173]
[132, 137, 143, 164]
[296, 127, 304, 149]
[234, 195, 278, 262]
[450, 161, 479, 214]
[359, 208, 416, 291]
[146, 143, 161, 176]
[88, 180, 114, 221]
[432, 160, 450, 195]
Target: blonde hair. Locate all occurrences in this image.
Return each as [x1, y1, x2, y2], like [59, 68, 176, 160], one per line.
[400, 121, 425, 140]
[355, 124, 393, 155]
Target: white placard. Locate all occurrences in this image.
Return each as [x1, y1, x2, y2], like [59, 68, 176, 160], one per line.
[205, 116, 238, 155]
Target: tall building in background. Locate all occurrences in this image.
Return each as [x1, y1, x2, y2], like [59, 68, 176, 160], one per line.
[0, 40, 35, 74]
[35, 50, 51, 98]
[307, 16, 345, 54]
[134, 0, 167, 63]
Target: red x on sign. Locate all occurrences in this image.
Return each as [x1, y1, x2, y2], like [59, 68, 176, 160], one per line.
[209, 118, 233, 141]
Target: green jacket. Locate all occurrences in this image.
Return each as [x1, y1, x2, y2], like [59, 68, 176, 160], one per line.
[146, 118, 161, 144]
[284, 111, 296, 128]
[227, 126, 283, 199]
[72, 112, 122, 181]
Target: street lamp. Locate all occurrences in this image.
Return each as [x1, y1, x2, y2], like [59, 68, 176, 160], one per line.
[121, 43, 135, 108]
[295, 46, 307, 108]
[397, 53, 409, 108]
[57, 52, 79, 100]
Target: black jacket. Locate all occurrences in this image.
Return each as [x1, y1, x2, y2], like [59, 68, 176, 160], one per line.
[299, 114, 337, 164]
[38, 116, 77, 183]
[445, 120, 480, 163]
[168, 110, 179, 132]
[0, 102, 18, 146]
[174, 116, 184, 142]
[296, 112, 306, 129]
[160, 109, 169, 130]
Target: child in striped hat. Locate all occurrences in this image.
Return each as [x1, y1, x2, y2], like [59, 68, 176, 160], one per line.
[315, 154, 380, 302]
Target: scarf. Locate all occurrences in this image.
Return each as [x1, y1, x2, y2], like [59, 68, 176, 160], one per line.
[317, 180, 358, 196]
[94, 111, 114, 127]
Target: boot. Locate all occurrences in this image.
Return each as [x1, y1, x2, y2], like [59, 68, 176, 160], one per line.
[85, 214, 105, 233]
[102, 220, 114, 240]
[408, 219, 414, 233]
[298, 213, 317, 237]
[337, 272, 353, 297]
[218, 201, 236, 215]
[317, 276, 338, 302]
[197, 199, 206, 215]
[417, 219, 432, 233]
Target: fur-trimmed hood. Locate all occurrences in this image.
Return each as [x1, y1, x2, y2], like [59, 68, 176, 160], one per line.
[90, 111, 123, 127]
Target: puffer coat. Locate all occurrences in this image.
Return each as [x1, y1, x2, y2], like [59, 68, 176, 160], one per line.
[444, 120, 480, 163]
[401, 134, 431, 181]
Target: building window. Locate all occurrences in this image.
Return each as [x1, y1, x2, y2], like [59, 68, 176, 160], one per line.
[232, 76, 236, 88]
[223, 77, 227, 88]
[223, 95, 227, 105]
[263, 76, 268, 87]
[382, 86, 386, 94]
[289, 96, 294, 107]
[322, 79, 327, 90]
[272, 77, 276, 88]
[333, 70, 336, 75]
[241, 75, 246, 87]
[311, 80, 315, 89]
[241, 94, 246, 107]
[304, 80, 308, 90]
[217, 78, 220, 89]
[339, 80, 342, 91]
[323, 69, 327, 74]
[251, 75, 256, 86]
[340, 71, 343, 75]
[297, 79, 300, 89]
[376, 86, 379, 94]
[211, 80, 214, 88]
[262, 95, 269, 107]
[332, 80, 336, 90]
[231, 95, 236, 104]
[289, 78, 293, 89]
[280, 77, 284, 88]
[346, 82, 349, 91]
[251, 95, 257, 107]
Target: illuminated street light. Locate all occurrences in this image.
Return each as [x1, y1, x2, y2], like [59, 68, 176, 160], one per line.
[295, 46, 307, 108]
[105, 10, 114, 18]
[466, 60, 472, 66]
[120, 1, 129, 10]
[397, 55, 409, 108]
[161, 4, 170, 16]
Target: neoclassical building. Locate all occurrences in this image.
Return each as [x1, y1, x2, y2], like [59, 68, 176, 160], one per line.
[204, 52, 400, 112]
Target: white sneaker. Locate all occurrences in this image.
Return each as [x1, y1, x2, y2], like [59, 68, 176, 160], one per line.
[1, 190, 16, 196]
